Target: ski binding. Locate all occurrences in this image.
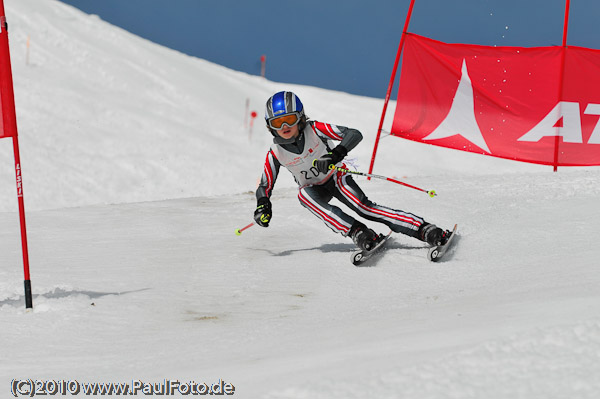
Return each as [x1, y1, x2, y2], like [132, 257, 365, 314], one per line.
[428, 224, 458, 262]
[351, 231, 393, 266]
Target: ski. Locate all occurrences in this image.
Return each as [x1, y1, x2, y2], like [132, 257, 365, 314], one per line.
[351, 231, 393, 266]
[428, 224, 458, 262]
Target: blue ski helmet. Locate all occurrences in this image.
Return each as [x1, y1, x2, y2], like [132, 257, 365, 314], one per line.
[265, 91, 304, 121]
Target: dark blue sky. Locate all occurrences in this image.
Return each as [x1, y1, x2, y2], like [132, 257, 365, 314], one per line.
[58, 0, 599, 99]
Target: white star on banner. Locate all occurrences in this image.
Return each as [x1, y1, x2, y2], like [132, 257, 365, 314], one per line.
[422, 59, 491, 153]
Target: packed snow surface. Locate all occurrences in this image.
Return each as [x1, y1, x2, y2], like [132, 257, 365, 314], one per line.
[1, 1, 599, 398]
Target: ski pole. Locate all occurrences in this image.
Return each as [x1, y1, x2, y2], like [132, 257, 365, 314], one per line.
[235, 222, 254, 236]
[330, 165, 437, 197]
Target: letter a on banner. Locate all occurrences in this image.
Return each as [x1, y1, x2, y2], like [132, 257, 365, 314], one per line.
[0, 0, 33, 309]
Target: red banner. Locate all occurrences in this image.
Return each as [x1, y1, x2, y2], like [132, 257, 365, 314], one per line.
[392, 34, 600, 166]
[0, 1, 17, 139]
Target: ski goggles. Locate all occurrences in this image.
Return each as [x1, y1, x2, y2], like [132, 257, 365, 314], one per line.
[267, 112, 301, 130]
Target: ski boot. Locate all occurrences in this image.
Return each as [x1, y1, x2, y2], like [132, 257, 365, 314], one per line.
[418, 223, 451, 246]
[350, 222, 384, 252]
[420, 223, 458, 262]
[349, 222, 391, 265]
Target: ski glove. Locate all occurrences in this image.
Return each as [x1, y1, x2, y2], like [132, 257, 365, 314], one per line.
[254, 197, 272, 227]
[312, 145, 348, 174]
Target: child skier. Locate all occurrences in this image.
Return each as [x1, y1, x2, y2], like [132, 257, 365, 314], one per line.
[254, 91, 450, 252]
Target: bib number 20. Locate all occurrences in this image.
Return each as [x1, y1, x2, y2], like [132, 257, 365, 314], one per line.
[301, 167, 321, 180]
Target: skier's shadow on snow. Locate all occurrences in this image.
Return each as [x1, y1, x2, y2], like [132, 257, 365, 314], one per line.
[258, 242, 356, 257]
[255, 237, 459, 265]
[256, 240, 426, 258]
[0, 287, 149, 308]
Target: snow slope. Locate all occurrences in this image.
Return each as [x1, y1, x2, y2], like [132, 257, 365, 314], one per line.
[1, 1, 600, 398]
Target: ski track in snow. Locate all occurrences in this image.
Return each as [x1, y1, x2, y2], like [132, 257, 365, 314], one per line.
[1, 1, 600, 398]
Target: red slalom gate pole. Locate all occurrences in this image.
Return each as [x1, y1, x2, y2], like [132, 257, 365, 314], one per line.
[368, 0, 416, 176]
[553, 0, 571, 172]
[331, 165, 437, 197]
[1, 2, 33, 309]
[13, 137, 32, 308]
[260, 55, 266, 78]
[235, 222, 254, 236]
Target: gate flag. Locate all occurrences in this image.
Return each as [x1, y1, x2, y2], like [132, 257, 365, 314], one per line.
[0, 11, 16, 139]
[392, 34, 600, 166]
